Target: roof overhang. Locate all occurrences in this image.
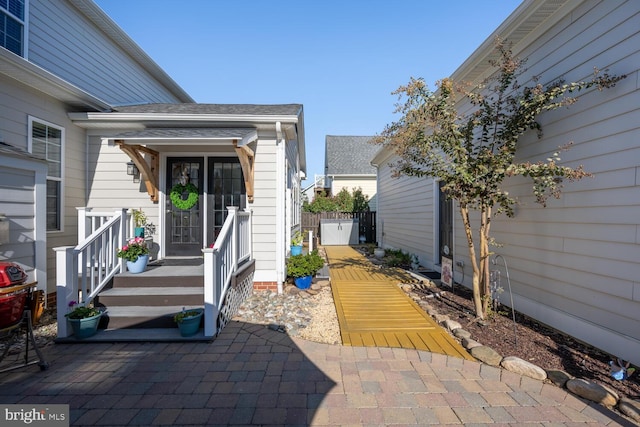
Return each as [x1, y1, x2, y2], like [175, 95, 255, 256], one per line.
[0, 48, 111, 111]
[451, 0, 581, 85]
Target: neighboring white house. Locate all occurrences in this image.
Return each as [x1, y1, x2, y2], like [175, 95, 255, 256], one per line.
[373, 0, 640, 366]
[0, 0, 305, 303]
[324, 135, 378, 211]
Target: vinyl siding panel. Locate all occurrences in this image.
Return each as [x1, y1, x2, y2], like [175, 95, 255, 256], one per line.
[376, 151, 436, 270]
[27, 0, 182, 105]
[0, 167, 36, 268]
[331, 176, 377, 210]
[0, 78, 87, 295]
[252, 135, 278, 280]
[376, 0, 640, 362]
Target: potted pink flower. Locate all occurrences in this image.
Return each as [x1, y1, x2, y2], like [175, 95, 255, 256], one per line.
[117, 237, 150, 273]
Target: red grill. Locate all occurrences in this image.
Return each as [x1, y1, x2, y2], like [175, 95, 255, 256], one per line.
[0, 262, 30, 330]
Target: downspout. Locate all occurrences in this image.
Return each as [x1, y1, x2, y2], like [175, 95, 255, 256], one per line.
[275, 122, 285, 294]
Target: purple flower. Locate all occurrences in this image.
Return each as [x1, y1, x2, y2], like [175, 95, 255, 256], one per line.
[68, 300, 77, 308]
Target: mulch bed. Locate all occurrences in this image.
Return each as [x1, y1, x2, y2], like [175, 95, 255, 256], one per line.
[409, 281, 640, 400]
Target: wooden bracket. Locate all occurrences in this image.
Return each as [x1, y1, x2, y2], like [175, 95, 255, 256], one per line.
[233, 140, 255, 203]
[116, 140, 160, 202]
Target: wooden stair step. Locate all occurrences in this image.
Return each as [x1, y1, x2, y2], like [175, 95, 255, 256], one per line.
[101, 305, 203, 329]
[99, 286, 203, 307]
[112, 275, 203, 288]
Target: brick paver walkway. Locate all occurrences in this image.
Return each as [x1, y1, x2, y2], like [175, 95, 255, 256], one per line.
[0, 320, 634, 426]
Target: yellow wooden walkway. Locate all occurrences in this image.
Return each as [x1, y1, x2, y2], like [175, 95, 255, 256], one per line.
[325, 246, 474, 360]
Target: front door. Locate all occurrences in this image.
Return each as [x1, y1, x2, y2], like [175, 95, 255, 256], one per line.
[206, 157, 246, 246]
[165, 158, 203, 256]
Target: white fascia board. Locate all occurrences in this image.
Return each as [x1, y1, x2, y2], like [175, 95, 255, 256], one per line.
[371, 144, 393, 167]
[69, 112, 300, 124]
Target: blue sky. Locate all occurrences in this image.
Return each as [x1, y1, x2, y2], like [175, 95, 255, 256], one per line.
[95, 0, 522, 184]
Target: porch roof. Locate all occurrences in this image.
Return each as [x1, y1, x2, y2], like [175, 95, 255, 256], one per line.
[103, 127, 258, 146]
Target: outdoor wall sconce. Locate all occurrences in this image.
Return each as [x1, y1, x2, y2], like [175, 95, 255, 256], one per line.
[126, 161, 140, 183]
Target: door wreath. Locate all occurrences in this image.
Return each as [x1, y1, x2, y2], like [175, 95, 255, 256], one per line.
[170, 183, 199, 210]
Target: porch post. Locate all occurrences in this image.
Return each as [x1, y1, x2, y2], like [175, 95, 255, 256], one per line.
[115, 208, 127, 273]
[54, 246, 78, 338]
[228, 207, 239, 271]
[202, 248, 217, 338]
[76, 207, 89, 242]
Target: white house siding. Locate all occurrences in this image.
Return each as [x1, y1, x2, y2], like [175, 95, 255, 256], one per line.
[0, 77, 83, 296]
[375, 0, 640, 364]
[27, 0, 183, 105]
[251, 132, 279, 285]
[0, 158, 46, 287]
[374, 150, 436, 270]
[331, 176, 377, 211]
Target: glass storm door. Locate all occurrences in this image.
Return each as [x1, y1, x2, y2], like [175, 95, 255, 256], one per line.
[165, 158, 203, 256]
[206, 157, 246, 246]
[438, 181, 453, 264]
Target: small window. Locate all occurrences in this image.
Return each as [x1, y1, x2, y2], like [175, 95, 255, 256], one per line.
[0, 0, 25, 56]
[29, 118, 64, 231]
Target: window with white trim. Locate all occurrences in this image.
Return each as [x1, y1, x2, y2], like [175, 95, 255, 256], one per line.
[29, 118, 63, 231]
[0, 0, 25, 56]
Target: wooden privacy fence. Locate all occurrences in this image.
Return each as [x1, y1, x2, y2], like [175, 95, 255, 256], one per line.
[301, 211, 376, 245]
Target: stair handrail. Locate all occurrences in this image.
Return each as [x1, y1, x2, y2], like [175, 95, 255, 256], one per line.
[202, 207, 252, 337]
[54, 208, 127, 338]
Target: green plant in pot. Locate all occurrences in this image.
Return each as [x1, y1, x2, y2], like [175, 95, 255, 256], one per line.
[131, 208, 147, 238]
[65, 301, 104, 339]
[291, 230, 304, 255]
[286, 250, 324, 290]
[174, 308, 204, 337]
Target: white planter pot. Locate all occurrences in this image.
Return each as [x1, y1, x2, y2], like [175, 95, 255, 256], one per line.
[374, 248, 385, 259]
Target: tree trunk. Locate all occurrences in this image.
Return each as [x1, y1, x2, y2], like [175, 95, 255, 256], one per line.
[459, 205, 484, 318]
[479, 207, 492, 317]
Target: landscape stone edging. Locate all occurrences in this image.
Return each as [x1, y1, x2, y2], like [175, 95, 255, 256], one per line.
[400, 281, 640, 423]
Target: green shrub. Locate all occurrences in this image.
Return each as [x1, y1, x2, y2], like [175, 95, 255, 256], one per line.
[384, 249, 412, 268]
[286, 251, 325, 278]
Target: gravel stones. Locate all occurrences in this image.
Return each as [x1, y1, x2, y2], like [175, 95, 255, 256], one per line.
[233, 279, 341, 344]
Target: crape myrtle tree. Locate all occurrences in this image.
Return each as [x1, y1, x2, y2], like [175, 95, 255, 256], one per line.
[373, 40, 625, 319]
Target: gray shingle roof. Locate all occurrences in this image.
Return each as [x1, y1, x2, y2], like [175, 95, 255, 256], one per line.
[112, 103, 302, 116]
[325, 136, 379, 175]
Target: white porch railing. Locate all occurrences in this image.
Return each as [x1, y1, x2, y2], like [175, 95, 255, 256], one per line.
[55, 206, 252, 339]
[202, 207, 253, 337]
[54, 209, 127, 338]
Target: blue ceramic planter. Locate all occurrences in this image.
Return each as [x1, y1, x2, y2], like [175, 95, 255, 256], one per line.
[176, 308, 204, 337]
[291, 245, 302, 256]
[294, 275, 312, 290]
[68, 312, 103, 339]
[126, 254, 149, 274]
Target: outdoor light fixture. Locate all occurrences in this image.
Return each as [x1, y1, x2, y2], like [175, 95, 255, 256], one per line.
[126, 161, 140, 183]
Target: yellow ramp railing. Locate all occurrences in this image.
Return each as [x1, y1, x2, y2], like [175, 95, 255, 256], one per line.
[325, 246, 474, 360]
